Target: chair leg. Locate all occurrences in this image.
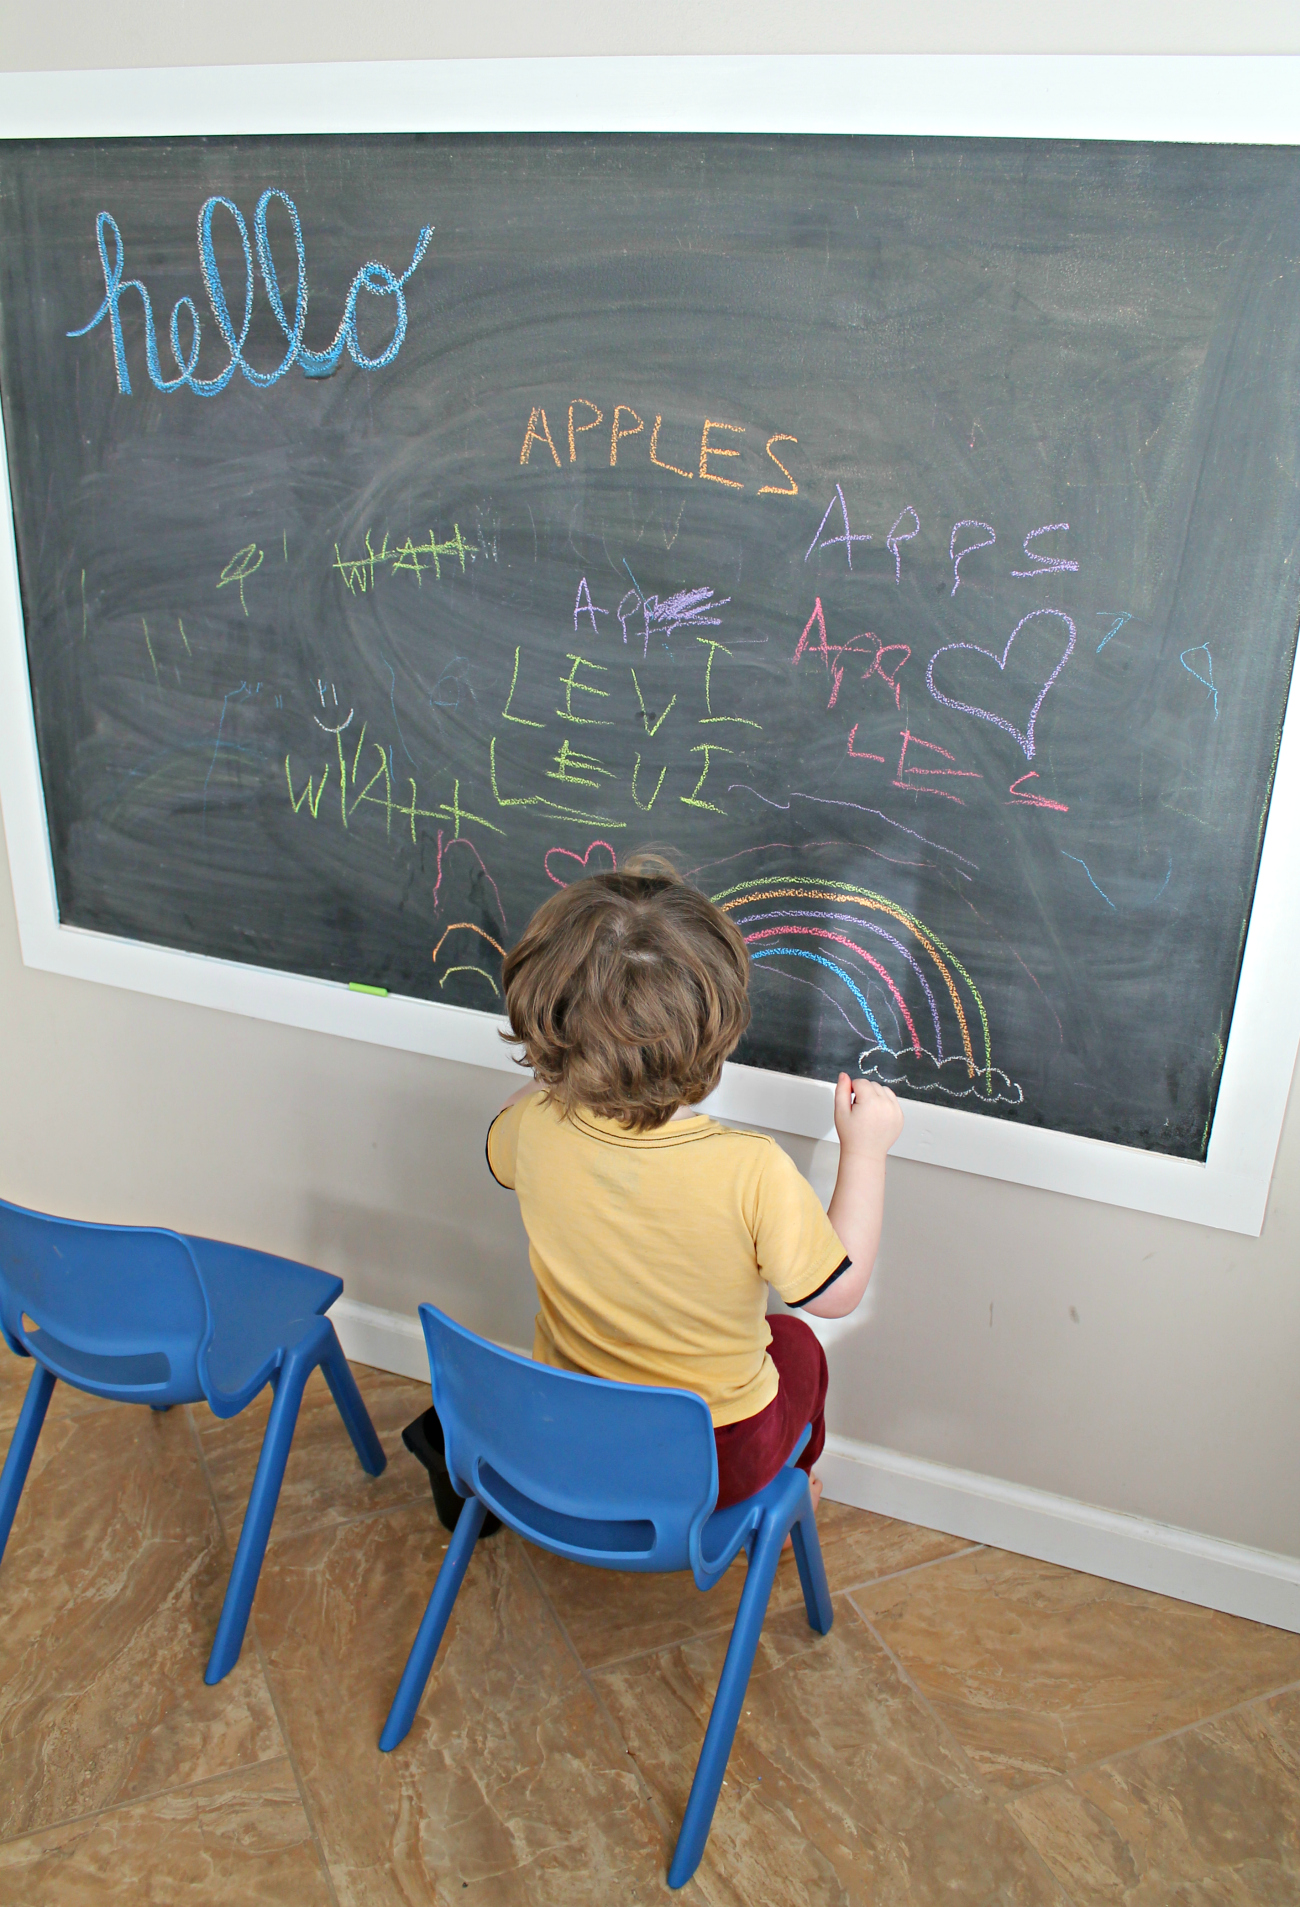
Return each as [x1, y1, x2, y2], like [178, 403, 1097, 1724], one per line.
[379, 1494, 487, 1752]
[204, 1349, 314, 1685]
[789, 1484, 834, 1637]
[668, 1510, 788, 1890]
[319, 1325, 387, 1477]
[0, 1363, 56, 1567]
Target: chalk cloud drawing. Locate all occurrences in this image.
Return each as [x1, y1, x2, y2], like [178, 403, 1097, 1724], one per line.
[858, 1045, 1024, 1106]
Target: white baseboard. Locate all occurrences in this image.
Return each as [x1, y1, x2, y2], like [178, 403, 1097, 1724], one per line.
[331, 1295, 431, 1383]
[331, 1297, 1300, 1634]
[819, 1435, 1300, 1634]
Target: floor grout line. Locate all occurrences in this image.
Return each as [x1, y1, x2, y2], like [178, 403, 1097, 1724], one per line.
[248, 1625, 342, 1907]
[570, 1611, 748, 1678]
[184, 1399, 340, 1903]
[1001, 1814, 1083, 1907]
[829, 1539, 986, 1601]
[1005, 1671, 1300, 1802]
[261, 1491, 438, 1549]
[189, 1393, 381, 1907]
[842, 1586, 1300, 1901]
[568, 1538, 990, 1679]
[510, 1538, 692, 1879]
[185, 1402, 234, 1554]
[518, 1545, 998, 1902]
[843, 1588, 999, 1793]
[0, 1407, 320, 1853]
[193, 1449, 432, 1555]
[0, 1752, 297, 1850]
[842, 1590, 1082, 1907]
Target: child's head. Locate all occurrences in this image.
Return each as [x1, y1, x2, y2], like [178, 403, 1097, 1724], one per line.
[502, 855, 750, 1131]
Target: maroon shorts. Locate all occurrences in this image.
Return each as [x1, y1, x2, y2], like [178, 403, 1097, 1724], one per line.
[713, 1314, 829, 1510]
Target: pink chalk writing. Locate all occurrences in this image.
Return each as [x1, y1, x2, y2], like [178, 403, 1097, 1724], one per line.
[1007, 772, 1069, 812]
[893, 729, 982, 806]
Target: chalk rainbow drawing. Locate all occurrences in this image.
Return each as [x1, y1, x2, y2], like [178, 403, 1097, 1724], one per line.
[431, 922, 506, 1000]
[711, 874, 1022, 1106]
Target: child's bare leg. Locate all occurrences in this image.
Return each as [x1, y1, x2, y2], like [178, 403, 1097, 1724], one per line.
[782, 1473, 822, 1552]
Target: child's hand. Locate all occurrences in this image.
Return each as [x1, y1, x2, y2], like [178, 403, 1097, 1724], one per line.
[834, 1073, 903, 1160]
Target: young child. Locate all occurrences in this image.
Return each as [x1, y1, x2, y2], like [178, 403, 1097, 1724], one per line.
[481, 855, 903, 1516]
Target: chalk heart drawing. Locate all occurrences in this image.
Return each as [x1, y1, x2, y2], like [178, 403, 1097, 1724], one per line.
[925, 608, 1077, 761]
[544, 839, 618, 887]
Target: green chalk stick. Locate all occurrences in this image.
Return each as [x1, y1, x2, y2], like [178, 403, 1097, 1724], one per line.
[349, 982, 389, 997]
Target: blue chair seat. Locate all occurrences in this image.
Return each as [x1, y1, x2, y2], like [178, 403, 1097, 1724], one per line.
[0, 1198, 386, 1683]
[379, 1303, 834, 1890]
[187, 1237, 343, 1410]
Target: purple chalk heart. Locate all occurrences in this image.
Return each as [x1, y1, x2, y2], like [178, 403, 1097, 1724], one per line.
[926, 609, 1077, 760]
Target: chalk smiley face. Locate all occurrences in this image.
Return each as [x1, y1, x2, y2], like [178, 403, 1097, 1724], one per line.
[926, 608, 1077, 761]
[544, 839, 619, 887]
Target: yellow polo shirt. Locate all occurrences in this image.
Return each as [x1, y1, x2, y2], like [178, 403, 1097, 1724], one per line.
[486, 1093, 849, 1426]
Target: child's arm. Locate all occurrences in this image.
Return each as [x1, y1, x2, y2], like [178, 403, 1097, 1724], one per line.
[803, 1074, 903, 1318]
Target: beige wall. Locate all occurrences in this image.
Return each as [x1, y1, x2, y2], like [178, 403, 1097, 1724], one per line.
[4, 6, 1299, 1560]
[6, 1, 1300, 63]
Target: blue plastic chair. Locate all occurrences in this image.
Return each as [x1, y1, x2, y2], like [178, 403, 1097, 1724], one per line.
[0, 1196, 386, 1684]
[380, 1303, 833, 1889]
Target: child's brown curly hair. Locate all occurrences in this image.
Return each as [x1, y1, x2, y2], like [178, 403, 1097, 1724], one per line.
[501, 854, 751, 1132]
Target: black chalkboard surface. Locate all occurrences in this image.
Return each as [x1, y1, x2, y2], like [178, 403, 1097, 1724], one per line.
[2, 133, 1298, 1158]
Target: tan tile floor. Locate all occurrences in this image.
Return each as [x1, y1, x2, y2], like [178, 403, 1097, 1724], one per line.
[1, 1348, 1298, 1904]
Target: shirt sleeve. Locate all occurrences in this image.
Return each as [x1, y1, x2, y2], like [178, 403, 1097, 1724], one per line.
[751, 1141, 851, 1306]
[485, 1096, 529, 1189]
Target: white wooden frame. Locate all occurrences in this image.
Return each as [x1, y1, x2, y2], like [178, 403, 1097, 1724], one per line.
[3, 55, 1299, 1234]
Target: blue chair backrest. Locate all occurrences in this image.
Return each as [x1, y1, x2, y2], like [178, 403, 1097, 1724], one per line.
[420, 1303, 721, 1580]
[0, 1197, 213, 1407]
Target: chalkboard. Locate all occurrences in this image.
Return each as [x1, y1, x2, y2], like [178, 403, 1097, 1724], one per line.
[2, 131, 1298, 1161]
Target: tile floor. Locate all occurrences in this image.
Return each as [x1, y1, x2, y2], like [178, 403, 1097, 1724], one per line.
[1, 1348, 1298, 1905]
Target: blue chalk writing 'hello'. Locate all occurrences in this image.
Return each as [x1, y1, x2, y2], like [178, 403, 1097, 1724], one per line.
[67, 191, 434, 395]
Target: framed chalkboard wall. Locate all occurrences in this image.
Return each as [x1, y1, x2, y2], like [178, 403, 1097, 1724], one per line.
[3, 57, 1300, 1234]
